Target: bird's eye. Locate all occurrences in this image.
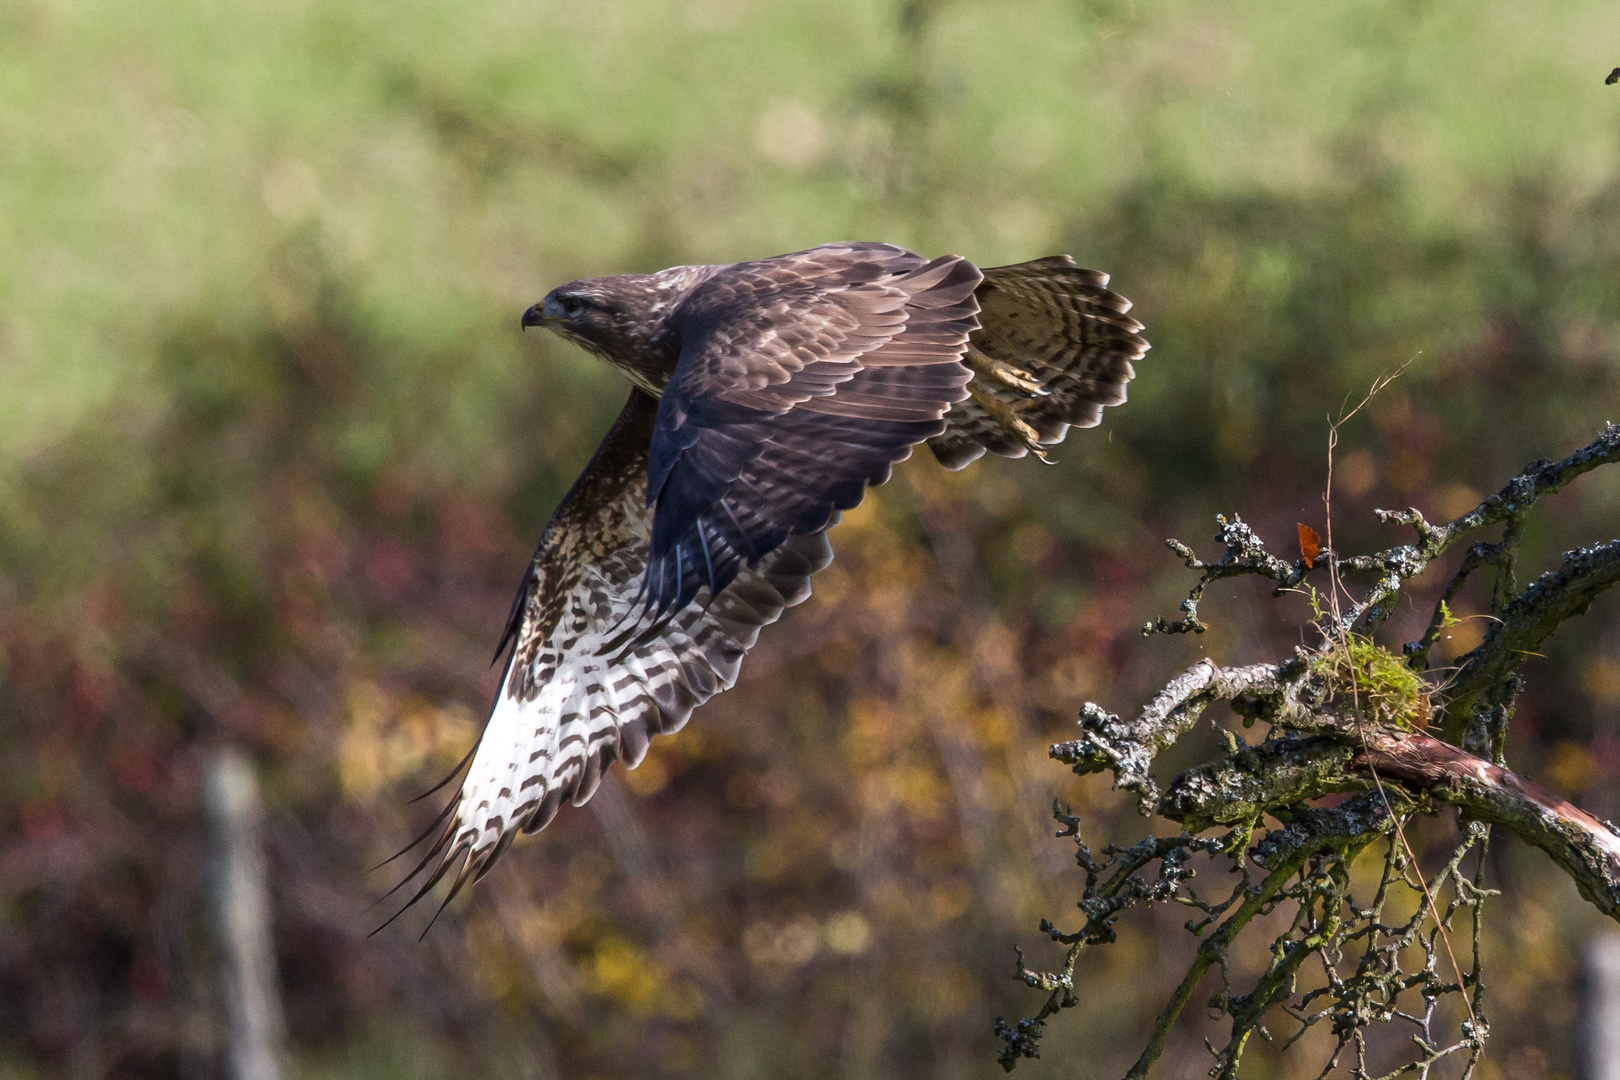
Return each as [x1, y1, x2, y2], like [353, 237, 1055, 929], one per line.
[563, 297, 585, 318]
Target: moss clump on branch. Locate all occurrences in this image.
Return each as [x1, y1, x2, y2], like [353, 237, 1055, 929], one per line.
[1311, 629, 1433, 732]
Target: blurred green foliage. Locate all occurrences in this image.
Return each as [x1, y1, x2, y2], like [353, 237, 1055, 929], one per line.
[5, 0, 1620, 1077]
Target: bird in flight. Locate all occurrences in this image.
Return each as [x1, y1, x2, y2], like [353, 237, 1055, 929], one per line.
[384, 242, 1147, 921]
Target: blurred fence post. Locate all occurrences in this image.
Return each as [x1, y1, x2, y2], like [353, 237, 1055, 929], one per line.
[206, 748, 287, 1080]
[1580, 933, 1620, 1080]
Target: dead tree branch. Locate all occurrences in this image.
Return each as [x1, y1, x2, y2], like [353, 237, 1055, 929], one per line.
[1001, 426, 1620, 1078]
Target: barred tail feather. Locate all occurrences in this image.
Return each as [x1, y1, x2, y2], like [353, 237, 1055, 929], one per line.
[928, 255, 1148, 470]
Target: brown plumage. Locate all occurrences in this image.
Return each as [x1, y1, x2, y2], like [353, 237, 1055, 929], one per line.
[927, 255, 1147, 469]
[382, 243, 1146, 922]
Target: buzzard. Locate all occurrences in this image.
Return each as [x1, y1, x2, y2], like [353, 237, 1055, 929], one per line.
[386, 243, 1147, 918]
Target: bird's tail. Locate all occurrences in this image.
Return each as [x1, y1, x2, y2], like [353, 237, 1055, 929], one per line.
[927, 256, 1148, 470]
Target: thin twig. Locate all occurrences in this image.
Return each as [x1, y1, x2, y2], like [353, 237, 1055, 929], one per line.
[1324, 357, 1416, 616]
[1322, 358, 1478, 1043]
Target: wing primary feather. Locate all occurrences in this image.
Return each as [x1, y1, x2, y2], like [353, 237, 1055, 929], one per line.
[364, 827, 452, 915]
[716, 495, 759, 562]
[370, 789, 461, 874]
[492, 579, 529, 666]
[475, 822, 521, 880]
[661, 547, 673, 613]
[637, 561, 658, 620]
[599, 615, 647, 659]
[654, 548, 677, 617]
[406, 740, 480, 805]
[374, 812, 460, 905]
[368, 824, 461, 936]
[603, 587, 692, 661]
[694, 519, 718, 601]
[605, 564, 655, 642]
[629, 610, 678, 652]
[674, 541, 690, 611]
[598, 571, 676, 657]
[369, 896, 419, 939]
[418, 847, 477, 942]
[612, 602, 684, 663]
[398, 835, 470, 913]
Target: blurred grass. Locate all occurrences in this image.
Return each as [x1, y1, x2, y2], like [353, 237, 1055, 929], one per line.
[7, 0, 1619, 466]
[7, 1, 1620, 1078]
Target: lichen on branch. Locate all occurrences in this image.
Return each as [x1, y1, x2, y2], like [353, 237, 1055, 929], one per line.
[1000, 427, 1620, 1078]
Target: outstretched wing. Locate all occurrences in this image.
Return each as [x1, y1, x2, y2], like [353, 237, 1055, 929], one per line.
[926, 256, 1149, 470]
[396, 389, 833, 909]
[641, 242, 982, 615]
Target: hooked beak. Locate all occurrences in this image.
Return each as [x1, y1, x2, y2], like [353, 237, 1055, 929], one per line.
[523, 294, 572, 331]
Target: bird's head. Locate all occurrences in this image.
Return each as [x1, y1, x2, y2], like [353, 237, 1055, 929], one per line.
[522, 270, 704, 391]
[522, 279, 629, 350]
[524, 265, 722, 390]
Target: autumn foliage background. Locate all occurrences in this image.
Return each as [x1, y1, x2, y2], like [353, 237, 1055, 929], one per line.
[7, 2, 1620, 1078]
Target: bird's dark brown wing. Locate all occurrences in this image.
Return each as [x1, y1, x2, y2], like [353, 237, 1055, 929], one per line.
[640, 242, 982, 614]
[926, 256, 1149, 470]
[397, 389, 833, 907]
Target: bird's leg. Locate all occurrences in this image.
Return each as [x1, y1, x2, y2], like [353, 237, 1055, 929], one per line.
[966, 381, 1051, 461]
[965, 344, 1048, 397]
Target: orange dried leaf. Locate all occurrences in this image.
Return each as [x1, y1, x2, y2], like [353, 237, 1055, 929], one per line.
[1298, 523, 1321, 568]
